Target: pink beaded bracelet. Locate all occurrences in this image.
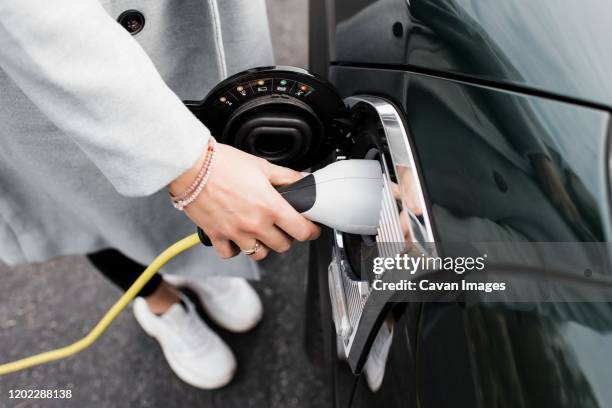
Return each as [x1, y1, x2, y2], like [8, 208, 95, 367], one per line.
[170, 146, 213, 201]
[170, 137, 216, 211]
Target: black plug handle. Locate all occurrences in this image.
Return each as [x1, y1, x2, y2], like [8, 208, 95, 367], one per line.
[197, 227, 213, 246]
[274, 173, 316, 213]
[196, 173, 316, 247]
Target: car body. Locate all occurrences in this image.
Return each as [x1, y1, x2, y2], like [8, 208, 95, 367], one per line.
[305, 1, 612, 407]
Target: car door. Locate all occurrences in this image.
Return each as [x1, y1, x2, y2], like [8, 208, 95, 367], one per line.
[308, 0, 612, 407]
[331, 66, 612, 408]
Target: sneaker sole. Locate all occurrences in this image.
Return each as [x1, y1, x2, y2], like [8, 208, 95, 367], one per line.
[162, 345, 236, 390]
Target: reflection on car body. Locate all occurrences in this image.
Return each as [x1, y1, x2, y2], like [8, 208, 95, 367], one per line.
[307, 0, 612, 407]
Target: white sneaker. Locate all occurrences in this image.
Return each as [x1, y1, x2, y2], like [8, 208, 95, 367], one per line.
[364, 319, 394, 392]
[163, 275, 263, 333]
[133, 295, 236, 389]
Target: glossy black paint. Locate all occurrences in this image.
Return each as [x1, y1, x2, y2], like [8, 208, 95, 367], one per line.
[307, 1, 612, 407]
[333, 0, 612, 108]
[349, 305, 419, 408]
[330, 64, 612, 407]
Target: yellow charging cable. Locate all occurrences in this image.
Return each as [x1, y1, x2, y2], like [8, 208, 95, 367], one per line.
[0, 233, 201, 376]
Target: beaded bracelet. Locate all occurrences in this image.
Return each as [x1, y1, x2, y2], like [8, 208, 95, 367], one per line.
[170, 137, 217, 211]
[170, 139, 215, 202]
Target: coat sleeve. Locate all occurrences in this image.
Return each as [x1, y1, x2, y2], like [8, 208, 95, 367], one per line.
[0, 0, 210, 196]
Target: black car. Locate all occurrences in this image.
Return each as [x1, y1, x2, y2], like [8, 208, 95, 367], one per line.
[189, 1, 612, 406]
[5, 1, 612, 406]
[303, 1, 612, 407]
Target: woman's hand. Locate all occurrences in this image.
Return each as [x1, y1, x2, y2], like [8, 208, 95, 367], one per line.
[169, 143, 320, 260]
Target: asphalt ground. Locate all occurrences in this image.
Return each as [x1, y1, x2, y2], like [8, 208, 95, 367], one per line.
[0, 1, 331, 407]
[0, 243, 329, 408]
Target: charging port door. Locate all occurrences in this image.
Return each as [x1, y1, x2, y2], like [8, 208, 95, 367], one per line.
[186, 66, 348, 170]
[327, 95, 436, 373]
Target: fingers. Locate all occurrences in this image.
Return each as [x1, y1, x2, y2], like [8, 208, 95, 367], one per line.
[210, 237, 240, 259]
[259, 162, 321, 241]
[390, 181, 401, 201]
[256, 225, 293, 253]
[232, 235, 270, 261]
[263, 161, 304, 186]
[399, 210, 411, 242]
[187, 152, 321, 261]
[273, 197, 321, 242]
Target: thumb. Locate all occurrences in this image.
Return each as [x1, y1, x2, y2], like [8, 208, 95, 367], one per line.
[264, 162, 304, 186]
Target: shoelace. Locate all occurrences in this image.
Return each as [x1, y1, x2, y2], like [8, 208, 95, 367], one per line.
[162, 303, 214, 351]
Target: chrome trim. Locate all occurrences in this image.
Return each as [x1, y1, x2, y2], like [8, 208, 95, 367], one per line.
[328, 235, 370, 351]
[377, 153, 406, 258]
[344, 95, 436, 245]
[327, 95, 437, 362]
[328, 252, 352, 342]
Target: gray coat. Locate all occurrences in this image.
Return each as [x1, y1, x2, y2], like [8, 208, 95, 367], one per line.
[0, 0, 274, 279]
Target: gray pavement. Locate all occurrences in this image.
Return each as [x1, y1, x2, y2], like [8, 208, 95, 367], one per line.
[0, 243, 329, 408]
[1, 1, 331, 407]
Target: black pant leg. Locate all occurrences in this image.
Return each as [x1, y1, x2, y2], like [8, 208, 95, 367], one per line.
[87, 249, 162, 297]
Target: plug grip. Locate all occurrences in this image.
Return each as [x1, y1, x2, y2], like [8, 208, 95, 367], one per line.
[197, 174, 317, 247]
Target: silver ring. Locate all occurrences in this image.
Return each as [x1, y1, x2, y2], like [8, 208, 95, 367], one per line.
[242, 240, 261, 255]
